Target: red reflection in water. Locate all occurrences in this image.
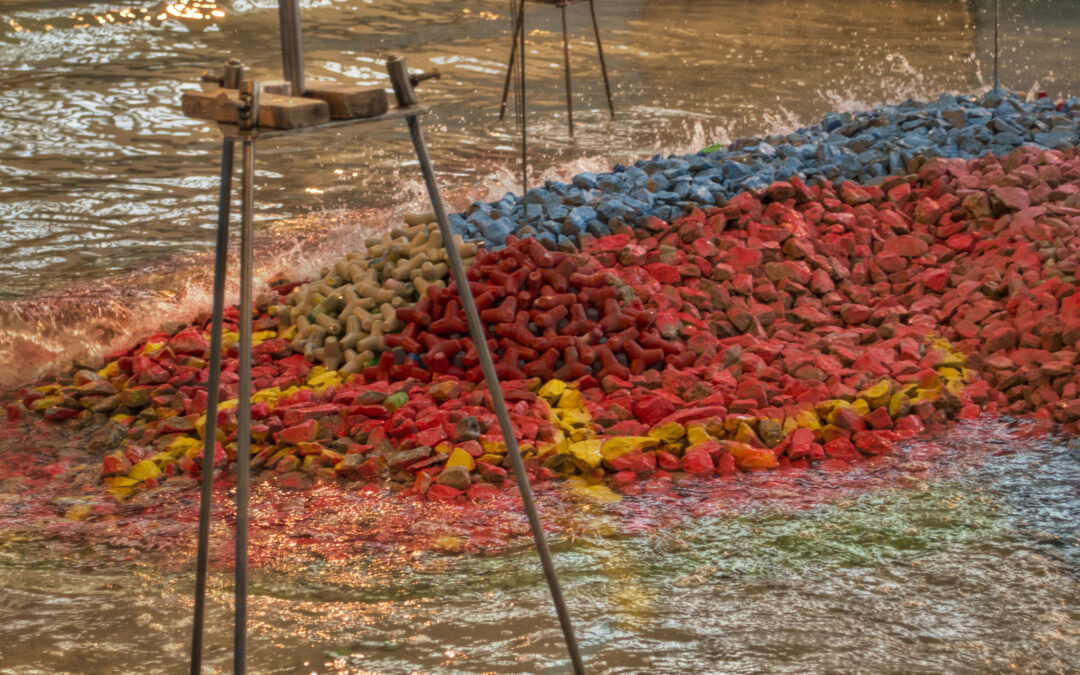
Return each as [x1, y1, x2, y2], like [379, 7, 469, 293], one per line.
[0, 411, 1056, 567]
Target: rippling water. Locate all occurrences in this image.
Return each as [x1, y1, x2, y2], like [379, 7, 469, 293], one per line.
[1, 419, 1078, 672]
[2, 1, 1080, 672]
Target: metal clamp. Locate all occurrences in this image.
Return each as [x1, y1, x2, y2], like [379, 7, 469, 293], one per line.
[237, 82, 261, 132]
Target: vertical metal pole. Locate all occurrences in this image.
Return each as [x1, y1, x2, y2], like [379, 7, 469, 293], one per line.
[233, 138, 256, 675]
[190, 137, 235, 675]
[993, 0, 999, 90]
[498, 7, 525, 121]
[561, 2, 574, 138]
[588, 0, 615, 119]
[387, 56, 586, 675]
[277, 0, 305, 96]
[518, 0, 528, 227]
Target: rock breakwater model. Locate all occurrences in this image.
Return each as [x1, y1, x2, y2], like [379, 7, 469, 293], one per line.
[6, 90, 1080, 502]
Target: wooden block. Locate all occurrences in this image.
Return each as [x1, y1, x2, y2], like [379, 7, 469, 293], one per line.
[305, 84, 389, 120]
[181, 89, 330, 130]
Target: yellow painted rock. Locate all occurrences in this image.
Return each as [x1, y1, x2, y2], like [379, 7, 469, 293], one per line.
[859, 380, 892, 409]
[65, 504, 93, 521]
[141, 341, 165, 355]
[569, 439, 603, 469]
[820, 424, 847, 442]
[565, 477, 622, 503]
[914, 388, 940, 402]
[601, 436, 657, 461]
[252, 330, 277, 344]
[33, 396, 65, 412]
[568, 426, 592, 442]
[221, 331, 239, 352]
[555, 409, 592, 429]
[889, 392, 912, 418]
[945, 378, 965, 396]
[557, 388, 583, 410]
[686, 424, 711, 446]
[723, 414, 755, 433]
[296, 441, 324, 456]
[538, 379, 567, 403]
[648, 422, 685, 444]
[252, 387, 284, 408]
[937, 367, 962, 381]
[128, 460, 161, 482]
[168, 436, 201, 456]
[308, 370, 341, 388]
[734, 422, 761, 445]
[794, 408, 822, 431]
[445, 447, 475, 471]
[481, 438, 507, 455]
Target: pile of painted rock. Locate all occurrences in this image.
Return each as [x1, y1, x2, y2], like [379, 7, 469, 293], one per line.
[8, 89, 1080, 501]
[271, 213, 479, 373]
[454, 90, 1080, 251]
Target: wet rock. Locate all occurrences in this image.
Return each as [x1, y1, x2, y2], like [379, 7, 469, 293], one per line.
[436, 464, 471, 490]
[454, 416, 482, 442]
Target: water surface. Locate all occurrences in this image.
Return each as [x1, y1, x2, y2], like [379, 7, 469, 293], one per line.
[1, 1, 1079, 672]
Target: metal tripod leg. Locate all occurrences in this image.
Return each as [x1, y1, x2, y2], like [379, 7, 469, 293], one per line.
[561, 2, 574, 137]
[233, 138, 256, 675]
[400, 111, 586, 674]
[588, 0, 614, 119]
[190, 137, 235, 675]
[518, 0, 528, 218]
[498, 2, 525, 121]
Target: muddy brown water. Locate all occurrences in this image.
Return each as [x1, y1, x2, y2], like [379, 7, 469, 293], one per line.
[1, 1, 1079, 673]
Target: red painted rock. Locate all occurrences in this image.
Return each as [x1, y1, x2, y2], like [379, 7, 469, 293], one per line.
[863, 406, 894, 430]
[715, 452, 736, 476]
[682, 447, 714, 474]
[988, 185, 1031, 213]
[786, 427, 816, 460]
[883, 235, 929, 258]
[609, 450, 657, 475]
[657, 450, 681, 471]
[427, 484, 464, 501]
[852, 430, 894, 455]
[633, 396, 676, 425]
[277, 418, 318, 444]
[823, 438, 861, 462]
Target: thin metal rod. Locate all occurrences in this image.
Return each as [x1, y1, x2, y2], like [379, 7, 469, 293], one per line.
[190, 137, 235, 675]
[405, 114, 587, 675]
[278, 0, 305, 95]
[561, 2, 574, 137]
[518, 0, 528, 226]
[993, 0, 999, 90]
[498, 7, 525, 121]
[588, 0, 614, 119]
[233, 138, 256, 675]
